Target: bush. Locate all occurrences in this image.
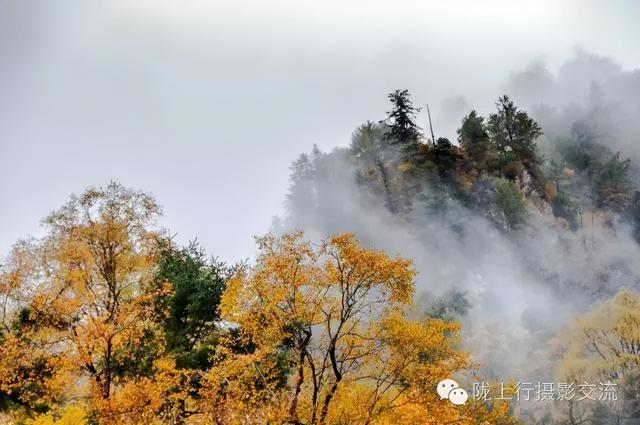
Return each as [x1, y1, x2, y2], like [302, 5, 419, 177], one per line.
[492, 177, 526, 227]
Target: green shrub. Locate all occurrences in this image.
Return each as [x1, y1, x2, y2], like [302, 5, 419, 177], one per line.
[492, 177, 526, 227]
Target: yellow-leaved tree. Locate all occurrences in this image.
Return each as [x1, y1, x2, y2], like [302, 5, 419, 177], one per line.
[0, 239, 75, 415]
[0, 182, 183, 423]
[201, 232, 516, 425]
[26, 404, 89, 425]
[555, 290, 640, 424]
[2, 186, 517, 424]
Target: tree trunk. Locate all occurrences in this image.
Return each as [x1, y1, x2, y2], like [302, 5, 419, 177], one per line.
[318, 341, 342, 424]
[376, 158, 395, 214]
[102, 338, 112, 399]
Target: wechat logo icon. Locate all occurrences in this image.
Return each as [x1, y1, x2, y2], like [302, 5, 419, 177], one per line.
[437, 379, 469, 405]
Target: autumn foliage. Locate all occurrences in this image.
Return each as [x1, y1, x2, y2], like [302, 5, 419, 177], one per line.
[0, 183, 516, 424]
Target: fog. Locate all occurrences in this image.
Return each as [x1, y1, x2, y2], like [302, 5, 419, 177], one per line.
[2, 3, 640, 423]
[278, 49, 640, 387]
[1, 0, 639, 264]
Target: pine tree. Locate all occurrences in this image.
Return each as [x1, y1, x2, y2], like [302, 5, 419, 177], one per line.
[383, 89, 423, 145]
[486, 95, 542, 172]
[458, 110, 493, 168]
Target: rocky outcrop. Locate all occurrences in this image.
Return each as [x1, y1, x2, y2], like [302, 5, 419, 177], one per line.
[518, 169, 553, 216]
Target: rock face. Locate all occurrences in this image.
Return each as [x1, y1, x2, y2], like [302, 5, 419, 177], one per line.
[518, 169, 553, 217]
[470, 175, 511, 232]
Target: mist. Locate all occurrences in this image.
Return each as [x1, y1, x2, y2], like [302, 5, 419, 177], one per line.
[1, 2, 640, 423]
[277, 50, 640, 390]
[1, 0, 638, 381]
[2, 0, 639, 265]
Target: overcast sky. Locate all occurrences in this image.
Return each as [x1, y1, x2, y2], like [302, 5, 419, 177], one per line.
[1, 0, 639, 262]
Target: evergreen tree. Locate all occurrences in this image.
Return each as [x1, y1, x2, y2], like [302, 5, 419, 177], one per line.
[350, 122, 398, 213]
[154, 240, 231, 369]
[486, 95, 542, 171]
[492, 177, 527, 228]
[596, 152, 631, 193]
[546, 158, 578, 228]
[429, 137, 461, 180]
[595, 152, 631, 210]
[383, 89, 423, 145]
[458, 110, 494, 168]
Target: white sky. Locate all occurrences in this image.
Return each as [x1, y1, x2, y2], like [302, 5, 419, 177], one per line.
[1, 0, 639, 262]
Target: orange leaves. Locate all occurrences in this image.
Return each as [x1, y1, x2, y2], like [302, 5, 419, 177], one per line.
[324, 233, 415, 303]
[0, 183, 166, 420]
[26, 404, 89, 425]
[89, 357, 190, 425]
[556, 290, 640, 382]
[1, 196, 518, 425]
[0, 331, 71, 409]
[208, 232, 514, 424]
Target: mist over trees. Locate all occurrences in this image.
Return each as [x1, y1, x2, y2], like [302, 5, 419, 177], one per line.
[2, 51, 640, 424]
[281, 56, 640, 424]
[0, 183, 516, 424]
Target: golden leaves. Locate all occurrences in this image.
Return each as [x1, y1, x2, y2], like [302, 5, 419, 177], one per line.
[207, 232, 513, 424]
[0, 183, 165, 420]
[90, 357, 190, 425]
[324, 232, 415, 303]
[26, 404, 88, 425]
[556, 290, 640, 382]
[1, 219, 517, 424]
